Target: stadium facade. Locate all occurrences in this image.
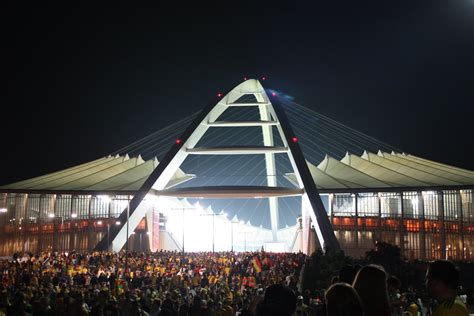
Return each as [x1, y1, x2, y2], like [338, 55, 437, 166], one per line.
[1, 79, 473, 260]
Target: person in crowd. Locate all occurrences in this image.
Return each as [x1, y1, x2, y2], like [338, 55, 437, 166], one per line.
[0, 250, 471, 316]
[387, 275, 403, 316]
[256, 284, 297, 316]
[352, 264, 391, 316]
[295, 294, 311, 316]
[325, 282, 363, 316]
[425, 260, 468, 316]
[338, 265, 357, 285]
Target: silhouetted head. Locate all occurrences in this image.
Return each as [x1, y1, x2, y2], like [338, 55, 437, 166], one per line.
[257, 284, 296, 316]
[325, 282, 363, 316]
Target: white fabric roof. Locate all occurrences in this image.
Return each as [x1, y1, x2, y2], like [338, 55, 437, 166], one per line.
[286, 151, 474, 191]
[0, 155, 193, 192]
[2, 151, 473, 193]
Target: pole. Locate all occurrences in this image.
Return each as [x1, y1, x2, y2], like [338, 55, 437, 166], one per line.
[182, 208, 185, 253]
[107, 222, 110, 251]
[244, 233, 247, 252]
[231, 221, 234, 252]
[125, 198, 129, 272]
[212, 214, 215, 253]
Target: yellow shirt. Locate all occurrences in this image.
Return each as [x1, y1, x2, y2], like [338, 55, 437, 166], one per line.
[433, 297, 468, 316]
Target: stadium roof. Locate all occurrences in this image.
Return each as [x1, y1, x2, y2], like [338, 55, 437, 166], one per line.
[0, 154, 194, 193]
[1, 150, 473, 195]
[285, 151, 474, 192]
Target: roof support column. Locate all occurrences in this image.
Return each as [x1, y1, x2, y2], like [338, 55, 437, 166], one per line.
[377, 193, 382, 243]
[52, 194, 60, 252]
[87, 195, 93, 252]
[69, 195, 75, 252]
[329, 194, 334, 236]
[438, 191, 446, 259]
[22, 194, 28, 253]
[458, 190, 465, 260]
[399, 192, 405, 258]
[38, 194, 44, 253]
[354, 194, 359, 251]
[418, 191, 426, 260]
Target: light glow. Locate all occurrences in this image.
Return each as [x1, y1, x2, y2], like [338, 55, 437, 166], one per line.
[71, 213, 78, 218]
[0, 208, 7, 213]
[48, 214, 55, 218]
[98, 195, 112, 203]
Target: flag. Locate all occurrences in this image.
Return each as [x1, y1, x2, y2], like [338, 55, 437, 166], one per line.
[251, 256, 262, 273]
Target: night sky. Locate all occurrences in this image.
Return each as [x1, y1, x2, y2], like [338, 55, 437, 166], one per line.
[2, 2, 474, 186]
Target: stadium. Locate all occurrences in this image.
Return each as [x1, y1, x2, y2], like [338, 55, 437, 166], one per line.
[1, 79, 473, 260]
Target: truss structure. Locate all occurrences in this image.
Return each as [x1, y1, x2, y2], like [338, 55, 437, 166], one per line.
[95, 79, 340, 253]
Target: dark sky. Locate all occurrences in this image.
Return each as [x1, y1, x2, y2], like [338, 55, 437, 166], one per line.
[1, 2, 474, 186]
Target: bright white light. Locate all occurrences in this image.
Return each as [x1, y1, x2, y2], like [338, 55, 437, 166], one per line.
[115, 221, 121, 226]
[48, 214, 55, 218]
[160, 200, 296, 252]
[98, 195, 112, 203]
[97, 221, 103, 225]
[195, 202, 203, 212]
[71, 213, 78, 218]
[0, 208, 7, 213]
[146, 231, 150, 235]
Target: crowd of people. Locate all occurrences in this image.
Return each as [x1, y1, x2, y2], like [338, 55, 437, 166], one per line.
[0, 250, 470, 315]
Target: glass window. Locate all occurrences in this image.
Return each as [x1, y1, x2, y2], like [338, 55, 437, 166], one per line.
[90, 195, 111, 218]
[460, 190, 473, 224]
[380, 193, 401, 218]
[402, 192, 419, 219]
[55, 195, 72, 219]
[357, 193, 379, 217]
[71, 195, 91, 219]
[111, 195, 131, 218]
[333, 194, 354, 216]
[423, 191, 439, 220]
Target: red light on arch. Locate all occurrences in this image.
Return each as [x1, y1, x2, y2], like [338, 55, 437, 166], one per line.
[262, 76, 267, 81]
[271, 92, 277, 96]
[175, 139, 182, 145]
[217, 92, 223, 97]
[291, 137, 298, 143]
